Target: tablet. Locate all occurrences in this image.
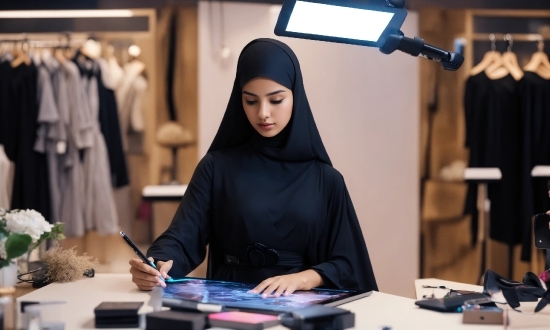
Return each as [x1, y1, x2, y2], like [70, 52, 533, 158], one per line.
[163, 278, 372, 313]
[274, 0, 408, 48]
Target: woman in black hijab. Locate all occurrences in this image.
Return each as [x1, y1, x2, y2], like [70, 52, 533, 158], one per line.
[131, 38, 378, 296]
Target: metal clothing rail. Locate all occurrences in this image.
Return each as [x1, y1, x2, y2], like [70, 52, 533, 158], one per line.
[471, 33, 550, 42]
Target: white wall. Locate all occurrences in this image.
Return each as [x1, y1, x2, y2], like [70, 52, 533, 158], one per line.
[198, 1, 419, 298]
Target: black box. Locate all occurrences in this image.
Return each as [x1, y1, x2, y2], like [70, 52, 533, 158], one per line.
[94, 302, 143, 328]
[146, 310, 207, 330]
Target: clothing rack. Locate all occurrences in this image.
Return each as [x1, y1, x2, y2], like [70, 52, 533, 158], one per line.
[471, 33, 550, 42]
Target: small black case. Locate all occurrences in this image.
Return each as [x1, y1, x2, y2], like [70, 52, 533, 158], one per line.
[94, 302, 143, 328]
[279, 305, 355, 330]
[146, 310, 206, 330]
[415, 293, 488, 312]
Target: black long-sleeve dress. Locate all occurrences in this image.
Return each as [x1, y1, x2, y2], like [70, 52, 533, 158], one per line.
[463, 72, 522, 246]
[147, 38, 378, 292]
[519, 72, 550, 261]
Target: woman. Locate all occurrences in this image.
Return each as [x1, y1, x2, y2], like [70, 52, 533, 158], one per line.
[130, 38, 378, 297]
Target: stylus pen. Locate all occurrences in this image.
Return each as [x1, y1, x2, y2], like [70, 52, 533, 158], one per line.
[162, 297, 226, 313]
[120, 231, 165, 282]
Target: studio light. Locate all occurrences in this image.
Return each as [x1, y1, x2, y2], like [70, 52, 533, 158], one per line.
[275, 0, 464, 71]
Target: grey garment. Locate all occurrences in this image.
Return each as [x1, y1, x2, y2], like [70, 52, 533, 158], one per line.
[114, 61, 148, 153]
[79, 61, 119, 236]
[64, 62, 94, 150]
[0, 145, 13, 209]
[57, 60, 94, 238]
[125, 75, 147, 154]
[34, 63, 62, 224]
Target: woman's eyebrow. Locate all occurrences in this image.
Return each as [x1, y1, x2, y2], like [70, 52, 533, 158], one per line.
[266, 90, 285, 96]
[242, 90, 286, 97]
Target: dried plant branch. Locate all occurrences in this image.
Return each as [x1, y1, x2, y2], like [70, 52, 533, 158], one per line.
[41, 245, 98, 283]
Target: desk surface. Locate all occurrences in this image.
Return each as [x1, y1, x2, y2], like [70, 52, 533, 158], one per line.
[15, 274, 550, 329]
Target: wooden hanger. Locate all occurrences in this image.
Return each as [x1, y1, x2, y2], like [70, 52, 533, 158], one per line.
[471, 34, 502, 76]
[485, 34, 524, 81]
[11, 40, 31, 68]
[53, 47, 66, 64]
[80, 38, 101, 59]
[524, 37, 550, 79]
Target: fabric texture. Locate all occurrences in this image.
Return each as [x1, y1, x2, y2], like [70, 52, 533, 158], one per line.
[463, 72, 523, 246]
[0, 145, 13, 209]
[112, 59, 148, 154]
[519, 72, 550, 261]
[74, 54, 119, 237]
[148, 39, 378, 291]
[8, 63, 51, 221]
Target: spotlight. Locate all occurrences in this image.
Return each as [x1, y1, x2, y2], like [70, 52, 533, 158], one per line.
[274, 0, 464, 71]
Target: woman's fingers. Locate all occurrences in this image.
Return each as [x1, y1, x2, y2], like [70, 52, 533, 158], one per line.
[129, 266, 160, 284]
[129, 257, 166, 289]
[274, 283, 288, 297]
[262, 279, 283, 298]
[158, 260, 173, 279]
[283, 284, 297, 296]
[129, 258, 161, 277]
[251, 277, 277, 294]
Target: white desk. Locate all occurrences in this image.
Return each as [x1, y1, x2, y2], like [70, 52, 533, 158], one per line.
[416, 279, 550, 329]
[14, 275, 550, 329]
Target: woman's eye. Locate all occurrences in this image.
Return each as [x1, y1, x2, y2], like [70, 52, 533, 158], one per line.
[271, 99, 283, 105]
[245, 100, 257, 105]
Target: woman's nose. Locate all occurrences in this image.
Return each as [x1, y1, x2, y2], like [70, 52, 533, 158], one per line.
[258, 102, 270, 120]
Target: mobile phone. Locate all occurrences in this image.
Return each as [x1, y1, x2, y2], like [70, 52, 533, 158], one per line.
[208, 312, 280, 330]
[534, 213, 550, 249]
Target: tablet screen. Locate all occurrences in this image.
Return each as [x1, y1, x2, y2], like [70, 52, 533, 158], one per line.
[163, 278, 369, 313]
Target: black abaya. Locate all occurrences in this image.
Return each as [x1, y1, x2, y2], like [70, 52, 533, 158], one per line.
[148, 39, 377, 291]
[519, 72, 550, 261]
[8, 63, 51, 220]
[463, 73, 522, 246]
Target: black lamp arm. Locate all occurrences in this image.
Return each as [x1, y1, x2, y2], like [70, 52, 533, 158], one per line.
[380, 33, 464, 71]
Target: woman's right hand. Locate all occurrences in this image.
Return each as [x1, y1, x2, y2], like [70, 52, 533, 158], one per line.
[129, 257, 173, 291]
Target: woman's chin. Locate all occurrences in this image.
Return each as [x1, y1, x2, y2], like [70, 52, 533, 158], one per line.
[255, 128, 280, 138]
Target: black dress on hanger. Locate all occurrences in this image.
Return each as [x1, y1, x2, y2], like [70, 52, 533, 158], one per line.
[464, 72, 492, 245]
[8, 63, 51, 220]
[464, 72, 522, 246]
[519, 72, 550, 261]
[485, 74, 522, 246]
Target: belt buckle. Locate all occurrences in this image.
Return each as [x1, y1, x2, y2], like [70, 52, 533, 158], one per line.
[246, 243, 279, 267]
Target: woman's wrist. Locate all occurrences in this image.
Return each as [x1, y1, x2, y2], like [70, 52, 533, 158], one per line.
[301, 269, 324, 290]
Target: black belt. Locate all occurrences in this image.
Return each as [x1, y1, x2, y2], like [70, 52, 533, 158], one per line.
[224, 243, 303, 268]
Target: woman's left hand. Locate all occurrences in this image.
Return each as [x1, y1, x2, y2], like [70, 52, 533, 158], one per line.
[250, 270, 324, 298]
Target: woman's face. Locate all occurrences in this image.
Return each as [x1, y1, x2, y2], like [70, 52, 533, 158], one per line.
[242, 77, 293, 138]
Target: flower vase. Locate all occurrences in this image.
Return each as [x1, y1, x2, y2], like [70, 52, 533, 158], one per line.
[0, 262, 18, 287]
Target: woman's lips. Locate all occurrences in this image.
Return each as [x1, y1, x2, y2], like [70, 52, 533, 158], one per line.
[258, 123, 274, 130]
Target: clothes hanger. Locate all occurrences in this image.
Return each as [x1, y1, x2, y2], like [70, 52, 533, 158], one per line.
[470, 34, 501, 76]
[80, 38, 101, 59]
[485, 34, 524, 81]
[11, 39, 31, 68]
[127, 44, 146, 77]
[524, 36, 550, 79]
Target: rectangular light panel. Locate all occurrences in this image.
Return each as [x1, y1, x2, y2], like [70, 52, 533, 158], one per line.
[286, 1, 394, 42]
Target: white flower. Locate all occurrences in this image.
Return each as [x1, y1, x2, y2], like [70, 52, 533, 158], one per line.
[0, 237, 7, 260]
[5, 209, 53, 242]
[0, 208, 5, 217]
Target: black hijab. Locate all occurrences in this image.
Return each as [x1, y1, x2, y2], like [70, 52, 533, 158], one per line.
[148, 38, 377, 291]
[208, 38, 332, 166]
